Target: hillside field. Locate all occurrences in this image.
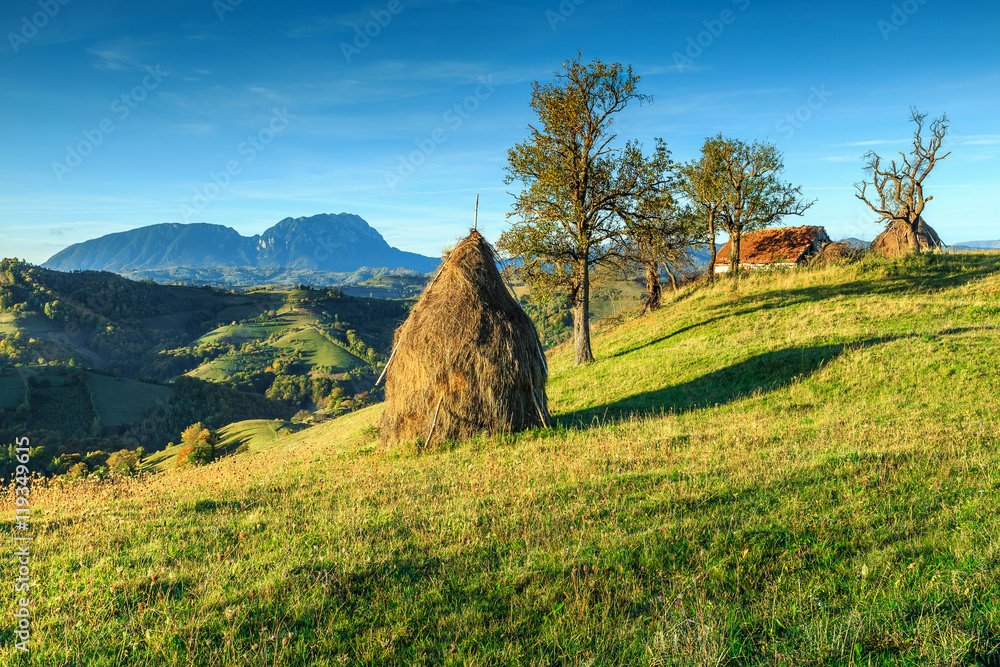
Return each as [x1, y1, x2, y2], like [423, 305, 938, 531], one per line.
[5, 252, 1000, 665]
[85, 372, 176, 429]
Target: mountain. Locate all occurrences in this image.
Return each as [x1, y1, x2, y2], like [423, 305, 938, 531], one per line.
[952, 240, 1000, 250]
[42, 213, 439, 276]
[838, 237, 870, 248]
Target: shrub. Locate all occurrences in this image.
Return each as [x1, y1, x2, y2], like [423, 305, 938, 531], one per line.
[64, 462, 89, 481]
[107, 449, 139, 476]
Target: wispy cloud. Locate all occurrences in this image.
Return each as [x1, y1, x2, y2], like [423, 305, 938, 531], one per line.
[85, 37, 162, 71]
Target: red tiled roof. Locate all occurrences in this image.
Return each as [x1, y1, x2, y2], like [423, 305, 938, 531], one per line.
[715, 226, 829, 264]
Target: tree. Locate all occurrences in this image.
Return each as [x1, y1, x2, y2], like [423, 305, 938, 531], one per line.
[709, 134, 814, 273]
[854, 107, 950, 253]
[498, 54, 671, 365]
[177, 422, 216, 466]
[612, 192, 701, 313]
[678, 137, 729, 281]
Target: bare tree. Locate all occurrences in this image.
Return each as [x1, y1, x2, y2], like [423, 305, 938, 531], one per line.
[855, 107, 950, 253]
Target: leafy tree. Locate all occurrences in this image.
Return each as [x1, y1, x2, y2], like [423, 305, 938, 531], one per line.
[711, 134, 814, 273]
[177, 422, 216, 466]
[498, 54, 671, 365]
[854, 107, 950, 253]
[106, 449, 139, 476]
[611, 191, 701, 312]
[678, 137, 730, 281]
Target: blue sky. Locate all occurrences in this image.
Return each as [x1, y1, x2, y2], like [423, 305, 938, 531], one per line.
[1, 0, 997, 264]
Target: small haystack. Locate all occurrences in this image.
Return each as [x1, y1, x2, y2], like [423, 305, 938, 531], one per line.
[871, 217, 944, 256]
[817, 241, 850, 264]
[377, 230, 549, 449]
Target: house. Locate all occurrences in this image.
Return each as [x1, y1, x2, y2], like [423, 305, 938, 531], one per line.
[714, 225, 832, 273]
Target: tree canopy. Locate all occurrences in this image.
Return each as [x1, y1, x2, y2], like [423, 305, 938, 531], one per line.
[497, 55, 671, 365]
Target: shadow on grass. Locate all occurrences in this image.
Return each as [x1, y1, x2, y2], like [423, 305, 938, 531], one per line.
[560, 336, 906, 426]
[710, 253, 1000, 319]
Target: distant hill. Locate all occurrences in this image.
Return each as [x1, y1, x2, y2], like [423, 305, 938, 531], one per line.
[839, 237, 870, 248]
[951, 240, 1000, 250]
[42, 213, 438, 277]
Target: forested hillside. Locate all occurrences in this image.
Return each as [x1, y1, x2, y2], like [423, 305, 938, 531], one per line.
[0, 259, 414, 478]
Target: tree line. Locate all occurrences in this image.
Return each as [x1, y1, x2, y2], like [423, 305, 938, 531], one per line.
[498, 55, 949, 366]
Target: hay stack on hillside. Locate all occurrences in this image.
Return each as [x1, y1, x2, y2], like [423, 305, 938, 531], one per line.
[817, 241, 850, 264]
[871, 217, 944, 256]
[377, 230, 549, 449]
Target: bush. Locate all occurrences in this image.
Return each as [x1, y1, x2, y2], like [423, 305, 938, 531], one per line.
[176, 422, 217, 467]
[64, 462, 89, 480]
[107, 449, 139, 476]
[175, 441, 213, 467]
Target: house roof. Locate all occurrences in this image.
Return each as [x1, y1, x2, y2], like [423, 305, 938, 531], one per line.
[715, 226, 829, 265]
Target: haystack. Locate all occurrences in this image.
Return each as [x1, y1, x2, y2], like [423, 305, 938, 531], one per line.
[377, 230, 549, 449]
[817, 241, 849, 264]
[871, 217, 944, 256]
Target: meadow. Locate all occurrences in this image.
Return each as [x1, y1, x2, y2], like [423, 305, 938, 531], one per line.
[3, 252, 999, 665]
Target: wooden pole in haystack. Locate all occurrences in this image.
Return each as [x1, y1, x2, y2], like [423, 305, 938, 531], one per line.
[474, 193, 479, 231]
[425, 395, 444, 446]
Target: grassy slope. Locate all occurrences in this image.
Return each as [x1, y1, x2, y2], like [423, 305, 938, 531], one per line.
[86, 373, 176, 429]
[7, 253, 1000, 665]
[0, 374, 24, 409]
[141, 419, 308, 472]
[274, 328, 365, 371]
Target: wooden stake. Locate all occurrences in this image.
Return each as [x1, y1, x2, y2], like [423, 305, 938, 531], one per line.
[425, 396, 444, 446]
[532, 388, 551, 429]
[374, 340, 400, 387]
[474, 193, 479, 231]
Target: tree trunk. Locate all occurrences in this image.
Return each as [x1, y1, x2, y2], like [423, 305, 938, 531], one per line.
[572, 259, 594, 365]
[907, 214, 921, 253]
[706, 212, 717, 283]
[729, 231, 741, 274]
[642, 263, 662, 314]
[663, 263, 678, 292]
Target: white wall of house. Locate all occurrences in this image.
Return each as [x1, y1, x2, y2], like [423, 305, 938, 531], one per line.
[714, 262, 797, 273]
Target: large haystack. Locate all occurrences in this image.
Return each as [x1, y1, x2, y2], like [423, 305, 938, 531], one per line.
[378, 230, 549, 449]
[871, 217, 944, 256]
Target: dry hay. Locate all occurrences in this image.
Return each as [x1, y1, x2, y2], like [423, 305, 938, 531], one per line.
[377, 230, 549, 449]
[871, 217, 944, 256]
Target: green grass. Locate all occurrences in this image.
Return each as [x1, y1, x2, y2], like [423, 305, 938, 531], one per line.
[7, 252, 1000, 665]
[0, 373, 25, 408]
[275, 327, 366, 372]
[142, 419, 308, 472]
[0, 311, 17, 334]
[85, 372, 177, 429]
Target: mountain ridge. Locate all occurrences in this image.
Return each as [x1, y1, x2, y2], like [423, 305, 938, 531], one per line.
[42, 213, 438, 276]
